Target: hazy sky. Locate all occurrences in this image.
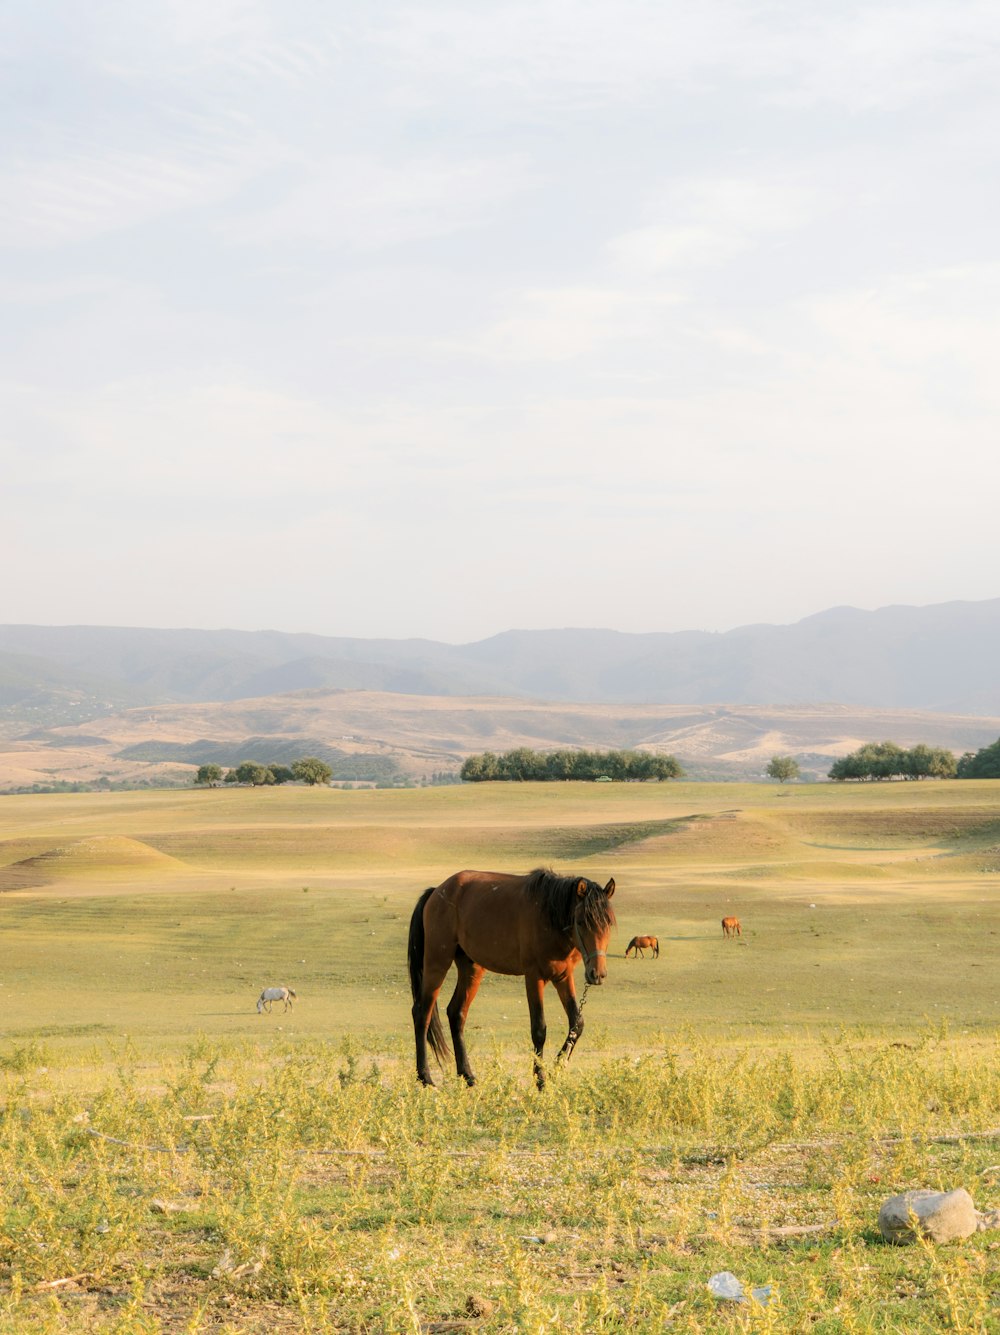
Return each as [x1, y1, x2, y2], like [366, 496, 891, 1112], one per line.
[3, 1, 999, 643]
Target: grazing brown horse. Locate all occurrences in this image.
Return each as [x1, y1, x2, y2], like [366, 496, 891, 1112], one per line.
[625, 935, 659, 959]
[408, 867, 616, 1088]
[721, 915, 742, 938]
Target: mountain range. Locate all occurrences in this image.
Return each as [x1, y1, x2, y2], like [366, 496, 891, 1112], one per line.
[2, 597, 1000, 724]
[2, 600, 1000, 788]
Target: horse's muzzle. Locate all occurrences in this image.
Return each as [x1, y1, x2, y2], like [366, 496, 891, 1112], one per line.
[585, 967, 606, 986]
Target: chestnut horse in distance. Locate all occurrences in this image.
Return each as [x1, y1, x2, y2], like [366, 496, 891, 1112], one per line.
[408, 867, 616, 1088]
[721, 916, 742, 938]
[625, 935, 659, 958]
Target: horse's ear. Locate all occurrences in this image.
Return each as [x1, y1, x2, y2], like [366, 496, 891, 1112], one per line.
[576, 879, 588, 897]
[604, 878, 616, 898]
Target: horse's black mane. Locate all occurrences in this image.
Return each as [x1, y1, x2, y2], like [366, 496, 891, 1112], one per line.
[525, 867, 616, 934]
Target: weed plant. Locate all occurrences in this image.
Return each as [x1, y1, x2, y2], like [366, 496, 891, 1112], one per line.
[1, 1030, 998, 1332]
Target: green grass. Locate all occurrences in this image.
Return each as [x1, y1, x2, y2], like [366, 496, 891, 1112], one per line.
[0, 780, 999, 1329]
[1, 1035, 999, 1332]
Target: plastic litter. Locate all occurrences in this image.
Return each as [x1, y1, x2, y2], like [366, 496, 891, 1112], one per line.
[708, 1273, 773, 1305]
[708, 1272, 744, 1301]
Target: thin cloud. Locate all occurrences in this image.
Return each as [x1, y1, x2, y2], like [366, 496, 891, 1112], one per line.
[3, 0, 999, 638]
[229, 152, 536, 250]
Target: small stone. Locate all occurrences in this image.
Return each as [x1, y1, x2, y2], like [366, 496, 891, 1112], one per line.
[150, 1198, 184, 1215]
[211, 1249, 235, 1276]
[465, 1294, 494, 1318]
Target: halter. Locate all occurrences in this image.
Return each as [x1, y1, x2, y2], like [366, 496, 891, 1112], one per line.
[570, 914, 607, 970]
[569, 914, 602, 1034]
[546, 906, 605, 1067]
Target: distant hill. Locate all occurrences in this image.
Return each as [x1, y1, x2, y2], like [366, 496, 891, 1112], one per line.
[2, 598, 1000, 723]
[3, 692, 1000, 791]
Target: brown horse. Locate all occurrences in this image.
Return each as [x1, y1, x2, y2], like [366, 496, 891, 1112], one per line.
[625, 935, 659, 959]
[408, 867, 616, 1088]
[721, 915, 742, 938]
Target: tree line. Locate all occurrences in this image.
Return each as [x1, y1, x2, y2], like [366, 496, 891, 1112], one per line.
[827, 742, 956, 781]
[459, 748, 683, 782]
[957, 737, 1000, 779]
[195, 757, 332, 787]
[195, 736, 1000, 789]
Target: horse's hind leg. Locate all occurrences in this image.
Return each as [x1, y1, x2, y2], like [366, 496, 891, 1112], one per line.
[446, 951, 484, 1086]
[524, 973, 548, 1089]
[413, 947, 454, 1088]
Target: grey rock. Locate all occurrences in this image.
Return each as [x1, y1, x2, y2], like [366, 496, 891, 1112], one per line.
[878, 1188, 978, 1245]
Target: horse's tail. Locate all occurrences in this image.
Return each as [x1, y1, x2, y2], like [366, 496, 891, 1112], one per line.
[408, 886, 450, 1063]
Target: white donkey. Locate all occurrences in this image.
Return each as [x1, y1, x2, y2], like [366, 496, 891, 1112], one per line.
[257, 986, 297, 1013]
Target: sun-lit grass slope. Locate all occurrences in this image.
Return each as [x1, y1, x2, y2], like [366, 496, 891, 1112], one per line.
[0, 835, 187, 891]
[0, 779, 996, 1049]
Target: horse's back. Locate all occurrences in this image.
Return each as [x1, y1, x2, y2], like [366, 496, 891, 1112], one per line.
[423, 869, 553, 977]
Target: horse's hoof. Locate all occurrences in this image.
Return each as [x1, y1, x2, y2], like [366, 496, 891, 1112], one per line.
[462, 1073, 477, 1087]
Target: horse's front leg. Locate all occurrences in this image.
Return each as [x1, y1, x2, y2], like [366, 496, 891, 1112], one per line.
[524, 973, 547, 1089]
[551, 974, 584, 1066]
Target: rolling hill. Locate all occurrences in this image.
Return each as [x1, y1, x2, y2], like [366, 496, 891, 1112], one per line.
[4, 692, 999, 789]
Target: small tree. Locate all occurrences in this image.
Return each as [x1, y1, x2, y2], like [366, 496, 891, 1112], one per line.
[292, 757, 333, 786]
[234, 761, 274, 787]
[904, 744, 956, 780]
[648, 754, 684, 780]
[195, 763, 223, 786]
[766, 755, 800, 783]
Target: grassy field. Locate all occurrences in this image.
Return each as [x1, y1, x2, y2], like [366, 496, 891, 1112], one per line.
[1, 779, 999, 1331]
